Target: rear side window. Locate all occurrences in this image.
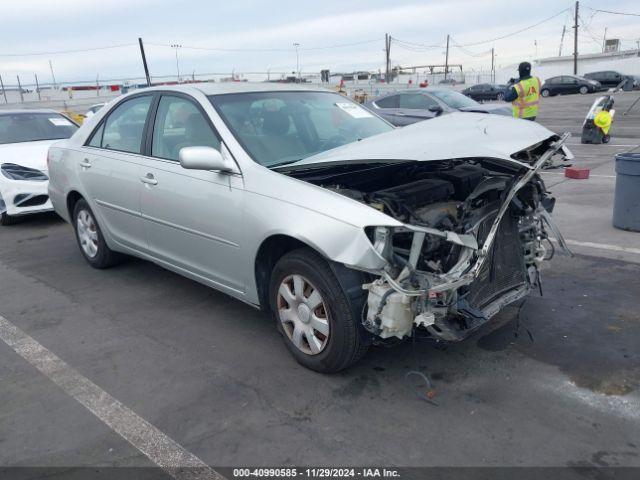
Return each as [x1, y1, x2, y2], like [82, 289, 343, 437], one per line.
[399, 93, 438, 109]
[375, 95, 399, 109]
[88, 95, 152, 154]
[151, 95, 220, 161]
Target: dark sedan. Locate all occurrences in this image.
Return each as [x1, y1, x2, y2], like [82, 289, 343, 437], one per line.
[540, 75, 601, 97]
[584, 70, 635, 89]
[365, 89, 511, 126]
[462, 83, 508, 102]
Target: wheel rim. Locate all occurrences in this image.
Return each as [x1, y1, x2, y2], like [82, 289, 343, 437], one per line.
[497, 93, 504, 101]
[276, 274, 330, 356]
[580, 87, 588, 94]
[76, 209, 99, 258]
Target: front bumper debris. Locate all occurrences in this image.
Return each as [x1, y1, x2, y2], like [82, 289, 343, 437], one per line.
[363, 134, 572, 341]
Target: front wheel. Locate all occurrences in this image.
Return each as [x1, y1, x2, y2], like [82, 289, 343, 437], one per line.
[496, 92, 505, 101]
[579, 86, 589, 94]
[541, 89, 550, 97]
[0, 212, 18, 226]
[72, 198, 121, 269]
[269, 249, 368, 373]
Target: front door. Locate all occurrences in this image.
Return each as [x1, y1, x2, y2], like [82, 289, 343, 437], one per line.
[138, 94, 245, 295]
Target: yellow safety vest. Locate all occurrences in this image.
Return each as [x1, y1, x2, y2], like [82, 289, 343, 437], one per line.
[512, 77, 541, 119]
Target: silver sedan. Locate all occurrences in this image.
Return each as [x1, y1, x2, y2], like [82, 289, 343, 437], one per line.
[48, 83, 571, 372]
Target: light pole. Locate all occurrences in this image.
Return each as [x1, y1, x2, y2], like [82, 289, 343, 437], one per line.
[171, 44, 182, 82]
[293, 43, 300, 81]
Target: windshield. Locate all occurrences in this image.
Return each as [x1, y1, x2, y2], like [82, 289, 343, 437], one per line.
[209, 91, 393, 168]
[429, 90, 480, 109]
[0, 112, 78, 145]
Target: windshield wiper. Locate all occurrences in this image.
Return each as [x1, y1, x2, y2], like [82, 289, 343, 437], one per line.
[270, 159, 303, 169]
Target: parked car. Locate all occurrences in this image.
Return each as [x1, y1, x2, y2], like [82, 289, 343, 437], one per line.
[540, 75, 601, 97]
[438, 78, 463, 85]
[0, 110, 78, 225]
[365, 89, 511, 126]
[84, 103, 107, 119]
[48, 84, 571, 372]
[462, 83, 508, 102]
[583, 70, 633, 89]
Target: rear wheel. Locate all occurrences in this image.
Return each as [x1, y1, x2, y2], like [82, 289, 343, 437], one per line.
[541, 89, 550, 97]
[496, 92, 505, 101]
[269, 248, 368, 373]
[72, 198, 121, 269]
[579, 85, 589, 94]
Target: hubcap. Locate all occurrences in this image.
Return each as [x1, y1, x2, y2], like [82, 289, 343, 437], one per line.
[76, 209, 99, 258]
[276, 274, 330, 355]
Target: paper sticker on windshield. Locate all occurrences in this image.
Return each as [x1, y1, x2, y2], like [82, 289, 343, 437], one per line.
[49, 117, 73, 126]
[336, 102, 373, 119]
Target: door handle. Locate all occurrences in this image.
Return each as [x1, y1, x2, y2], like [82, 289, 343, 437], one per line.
[140, 173, 158, 185]
[80, 159, 92, 169]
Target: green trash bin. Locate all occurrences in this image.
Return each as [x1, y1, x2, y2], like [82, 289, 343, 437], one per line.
[613, 152, 640, 232]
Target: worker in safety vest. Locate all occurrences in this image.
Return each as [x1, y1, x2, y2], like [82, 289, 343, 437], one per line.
[503, 62, 541, 121]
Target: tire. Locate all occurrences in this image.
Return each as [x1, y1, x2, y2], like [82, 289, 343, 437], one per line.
[0, 212, 18, 226]
[496, 92, 504, 101]
[579, 86, 589, 94]
[541, 89, 550, 97]
[72, 198, 121, 269]
[269, 248, 368, 373]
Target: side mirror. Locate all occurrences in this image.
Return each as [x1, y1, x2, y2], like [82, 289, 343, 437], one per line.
[179, 146, 235, 172]
[428, 105, 444, 116]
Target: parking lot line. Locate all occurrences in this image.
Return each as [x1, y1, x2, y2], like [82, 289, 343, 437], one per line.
[0, 314, 225, 480]
[564, 239, 640, 256]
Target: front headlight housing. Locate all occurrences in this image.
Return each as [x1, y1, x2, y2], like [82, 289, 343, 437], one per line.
[0, 163, 48, 181]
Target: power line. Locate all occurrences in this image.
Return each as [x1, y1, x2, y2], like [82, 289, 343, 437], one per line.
[589, 8, 640, 17]
[390, 37, 444, 51]
[147, 39, 381, 53]
[456, 7, 571, 46]
[0, 43, 137, 57]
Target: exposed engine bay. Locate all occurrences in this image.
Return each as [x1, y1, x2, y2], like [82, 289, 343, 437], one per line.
[288, 134, 572, 343]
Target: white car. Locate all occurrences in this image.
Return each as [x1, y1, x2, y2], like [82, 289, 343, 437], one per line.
[0, 109, 78, 225]
[84, 103, 107, 119]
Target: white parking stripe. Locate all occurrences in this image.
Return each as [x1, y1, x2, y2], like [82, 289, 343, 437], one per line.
[0, 314, 225, 480]
[563, 239, 640, 256]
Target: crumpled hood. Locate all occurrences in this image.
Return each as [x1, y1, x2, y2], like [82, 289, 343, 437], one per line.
[0, 140, 58, 172]
[278, 112, 559, 170]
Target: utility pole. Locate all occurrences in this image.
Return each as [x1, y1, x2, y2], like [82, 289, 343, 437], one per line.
[49, 60, 57, 89]
[171, 44, 182, 83]
[559, 25, 566, 56]
[293, 43, 300, 81]
[0, 75, 7, 103]
[16, 75, 24, 103]
[384, 33, 391, 82]
[491, 48, 495, 83]
[444, 34, 450, 80]
[573, 1, 579, 74]
[34, 73, 41, 101]
[138, 38, 151, 87]
[602, 27, 607, 53]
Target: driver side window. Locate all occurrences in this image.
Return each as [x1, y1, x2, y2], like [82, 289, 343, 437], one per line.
[151, 95, 220, 161]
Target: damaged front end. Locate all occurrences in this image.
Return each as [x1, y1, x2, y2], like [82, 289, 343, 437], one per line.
[288, 133, 572, 343]
[360, 134, 572, 342]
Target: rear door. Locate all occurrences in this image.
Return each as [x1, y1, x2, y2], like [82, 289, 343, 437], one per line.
[137, 92, 246, 294]
[79, 94, 153, 251]
[397, 93, 440, 122]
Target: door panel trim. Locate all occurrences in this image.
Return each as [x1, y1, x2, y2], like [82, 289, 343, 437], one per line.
[139, 212, 240, 248]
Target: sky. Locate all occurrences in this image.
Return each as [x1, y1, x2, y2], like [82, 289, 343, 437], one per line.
[1, 0, 639, 85]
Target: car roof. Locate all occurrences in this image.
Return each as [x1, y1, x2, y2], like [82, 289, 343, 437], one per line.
[0, 108, 62, 115]
[139, 82, 332, 97]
